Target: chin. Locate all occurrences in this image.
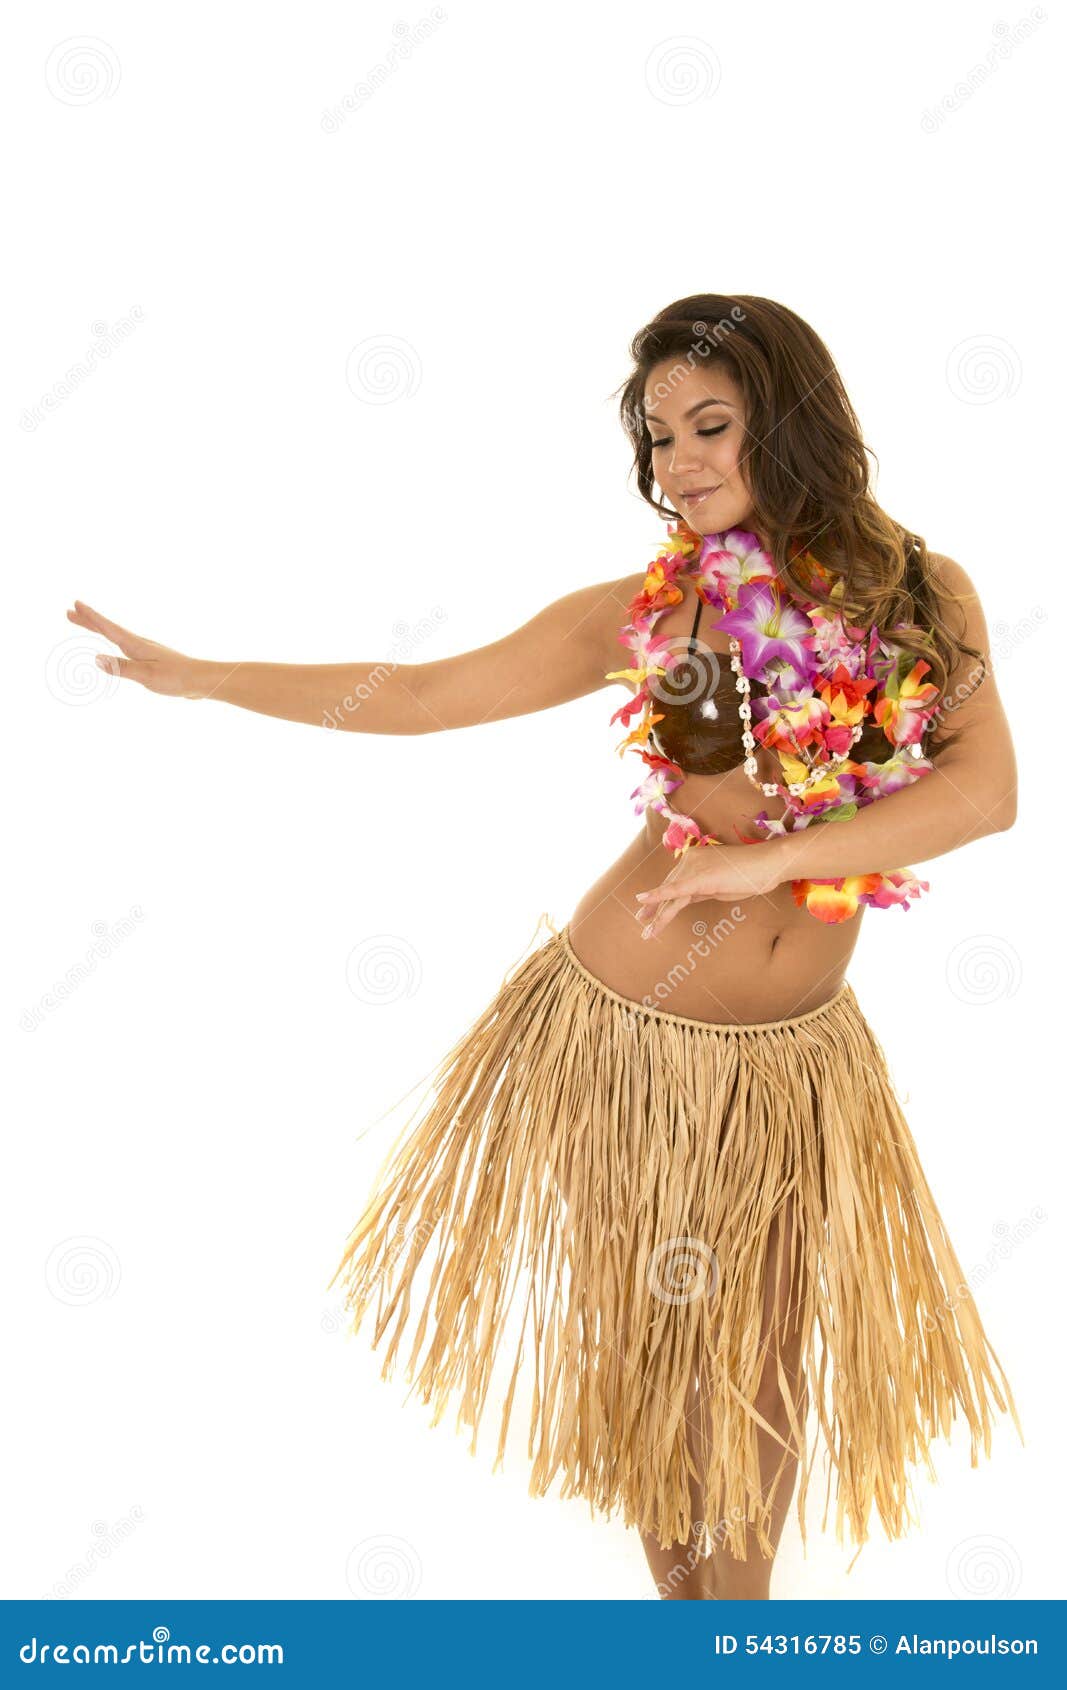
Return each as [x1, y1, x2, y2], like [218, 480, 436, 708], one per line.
[676, 509, 747, 536]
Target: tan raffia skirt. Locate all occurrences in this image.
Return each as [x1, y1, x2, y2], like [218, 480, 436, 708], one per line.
[327, 912, 1022, 1569]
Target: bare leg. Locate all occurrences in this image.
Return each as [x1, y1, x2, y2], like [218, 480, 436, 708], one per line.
[639, 1209, 808, 1601]
[554, 1151, 717, 1600]
[704, 1197, 809, 1600]
[639, 1366, 717, 1599]
[553, 1147, 808, 1600]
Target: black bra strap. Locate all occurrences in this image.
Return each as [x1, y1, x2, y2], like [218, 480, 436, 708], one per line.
[688, 590, 703, 650]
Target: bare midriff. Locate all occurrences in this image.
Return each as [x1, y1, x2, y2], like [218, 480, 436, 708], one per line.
[567, 581, 864, 1026]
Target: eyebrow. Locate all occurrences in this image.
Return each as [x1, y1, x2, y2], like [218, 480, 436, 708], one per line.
[641, 397, 732, 426]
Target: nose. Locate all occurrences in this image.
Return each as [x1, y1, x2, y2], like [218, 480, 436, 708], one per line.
[666, 441, 706, 476]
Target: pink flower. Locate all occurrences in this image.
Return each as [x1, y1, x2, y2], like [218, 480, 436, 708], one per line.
[803, 605, 859, 670]
[858, 868, 930, 911]
[631, 767, 683, 813]
[857, 749, 935, 799]
[752, 688, 829, 755]
[692, 530, 777, 612]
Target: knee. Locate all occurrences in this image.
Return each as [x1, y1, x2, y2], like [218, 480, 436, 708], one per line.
[753, 1340, 808, 1426]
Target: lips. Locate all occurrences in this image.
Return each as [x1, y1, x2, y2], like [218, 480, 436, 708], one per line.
[680, 486, 720, 504]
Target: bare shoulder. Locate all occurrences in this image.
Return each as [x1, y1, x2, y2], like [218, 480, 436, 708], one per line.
[549, 568, 646, 676]
[573, 569, 645, 624]
[590, 569, 648, 678]
[924, 549, 981, 601]
[922, 548, 991, 646]
[919, 547, 1003, 713]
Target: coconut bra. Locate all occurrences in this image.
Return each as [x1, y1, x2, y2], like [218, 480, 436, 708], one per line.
[606, 521, 942, 925]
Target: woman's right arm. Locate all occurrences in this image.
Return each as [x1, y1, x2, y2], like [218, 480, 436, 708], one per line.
[66, 572, 646, 733]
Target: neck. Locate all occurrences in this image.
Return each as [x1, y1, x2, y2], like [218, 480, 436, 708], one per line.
[678, 518, 779, 565]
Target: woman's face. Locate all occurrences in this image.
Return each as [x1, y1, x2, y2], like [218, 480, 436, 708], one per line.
[641, 359, 760, 538]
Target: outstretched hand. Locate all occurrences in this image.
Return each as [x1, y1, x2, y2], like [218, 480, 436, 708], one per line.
[66, 601, 206, 698]
[634, 844, 786, 939]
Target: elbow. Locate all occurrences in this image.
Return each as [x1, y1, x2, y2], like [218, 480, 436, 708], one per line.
[985, 787, 1017, 834]
[938, 755, 1016, 834]
[993, 775, 1018, 832]
[997, 801, 1018, 833]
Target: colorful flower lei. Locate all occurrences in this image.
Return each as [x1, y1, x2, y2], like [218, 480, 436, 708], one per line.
[606, 522, 941, 924]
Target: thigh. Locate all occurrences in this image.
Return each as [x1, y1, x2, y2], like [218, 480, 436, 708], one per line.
[754, 1195, 810, 1404]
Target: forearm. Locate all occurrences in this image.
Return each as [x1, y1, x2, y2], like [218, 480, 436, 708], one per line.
[191, 657, 433, 732]
[767, 759, 1016, 883]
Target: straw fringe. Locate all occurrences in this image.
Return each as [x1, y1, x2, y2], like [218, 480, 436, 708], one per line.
[327, 914, 1023, 1566]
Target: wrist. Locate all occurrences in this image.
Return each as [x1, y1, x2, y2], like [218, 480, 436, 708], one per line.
[763, 829, 806, 885]
[184, 657, 229, 701]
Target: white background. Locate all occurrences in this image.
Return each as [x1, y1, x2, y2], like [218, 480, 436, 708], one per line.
[3, 0, 1060, 1602]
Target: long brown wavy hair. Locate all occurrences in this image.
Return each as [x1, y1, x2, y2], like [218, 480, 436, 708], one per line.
[613, 293, 986, 760]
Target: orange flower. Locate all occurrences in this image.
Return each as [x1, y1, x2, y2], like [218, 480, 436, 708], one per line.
[617, 709, 664, 756]
[790, 874, 884, 923]
[814, 663, 878, 726]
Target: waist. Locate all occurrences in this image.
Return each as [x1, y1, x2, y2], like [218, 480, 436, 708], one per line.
[568, 830, 862, 1025]
[557, 923, 853, 1033]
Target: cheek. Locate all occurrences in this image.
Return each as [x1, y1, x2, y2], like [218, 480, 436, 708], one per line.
[720, 436, 747, 483]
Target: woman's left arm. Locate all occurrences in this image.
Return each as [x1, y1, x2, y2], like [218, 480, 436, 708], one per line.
[766, 552, 1017, 886]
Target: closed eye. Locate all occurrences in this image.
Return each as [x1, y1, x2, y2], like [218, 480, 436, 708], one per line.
[648, 424, 728, 448]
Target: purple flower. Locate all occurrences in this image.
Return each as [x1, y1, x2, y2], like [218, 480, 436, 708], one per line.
[715, 580, 817, 687]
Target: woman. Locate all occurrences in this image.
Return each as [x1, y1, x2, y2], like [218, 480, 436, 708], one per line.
[67, 294, 1022, 1601]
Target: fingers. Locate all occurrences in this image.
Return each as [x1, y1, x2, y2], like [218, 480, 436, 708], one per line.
[635, 884, 673, 909]
[635, 878, 689, 937]
[67, 600, 142, 653]
[640, 893, 688, 941]
[95, 653, 147, 684]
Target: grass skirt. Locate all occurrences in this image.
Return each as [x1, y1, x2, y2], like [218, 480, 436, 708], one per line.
[328, 913, 1022, 1566]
